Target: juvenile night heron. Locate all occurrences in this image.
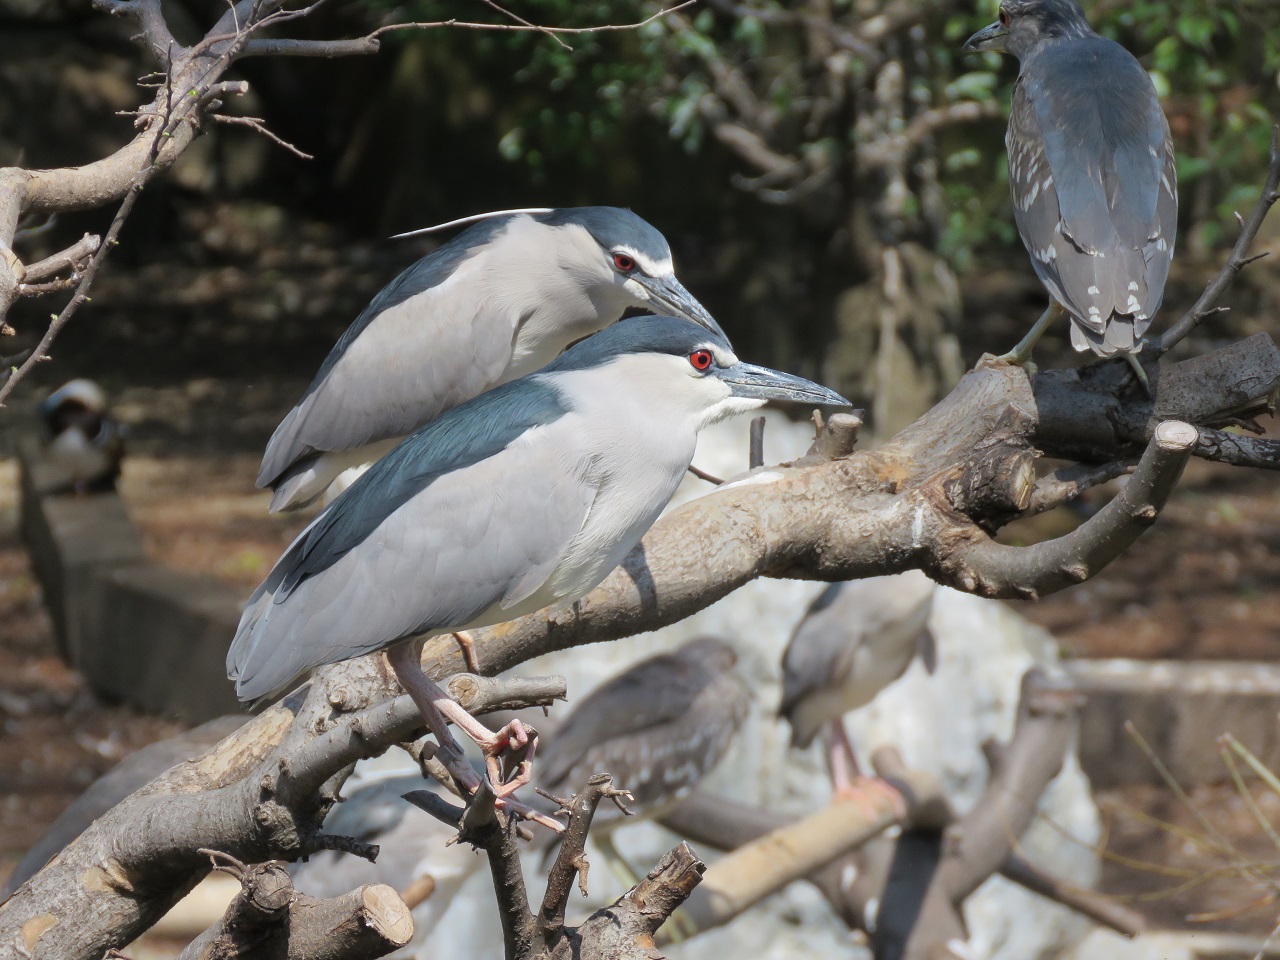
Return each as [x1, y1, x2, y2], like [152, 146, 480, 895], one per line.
[259, 207, 723, 512]
[228, 317, 847, 823]
[535, 636, 749, 898]
[780, 572, 936, 796]
[964, 0, 1177, 373]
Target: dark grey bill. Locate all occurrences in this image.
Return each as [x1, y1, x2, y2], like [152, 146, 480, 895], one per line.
[963, 21, 1008, 52]
[637, 274, 728, 341]
[721, 363, 850, 407]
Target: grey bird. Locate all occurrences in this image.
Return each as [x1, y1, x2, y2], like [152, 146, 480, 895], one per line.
[780, 572, 936, 796]
[36, 378, 126, 494]
[964, 0, 1177, 373]
[535, 636, 749, 921]
[259, 207, 724, 512]
[228, 316, 848, 823]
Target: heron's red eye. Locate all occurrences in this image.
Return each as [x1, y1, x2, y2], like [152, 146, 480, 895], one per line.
[998, 8, 1009, 24]
[613, 252, 636, 272]
[689, 349, 713, 371]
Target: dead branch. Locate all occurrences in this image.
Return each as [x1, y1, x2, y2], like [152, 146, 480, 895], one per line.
[676, 750, 945, 936]
[176, 853, 412, 960]
[0, 669, 564, 960]
[1192, 426, 1280, 470]
[1153, 125, 1280, 354]
[20, 234, 101, 284]
[0, 0, 688, 400]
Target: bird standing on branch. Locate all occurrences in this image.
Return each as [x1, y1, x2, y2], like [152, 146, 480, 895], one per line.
[780, 572, 937, 798]
[229, 316, 848, 826]
[964, 0, 1177, 381]
[259, 207, 724, 512]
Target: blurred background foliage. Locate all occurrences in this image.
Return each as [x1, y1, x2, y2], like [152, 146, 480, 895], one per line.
[2, 0, 1279, 430]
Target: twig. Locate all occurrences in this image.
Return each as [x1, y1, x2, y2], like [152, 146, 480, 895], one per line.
[1025, 460, 1134, 515]
[21, 234, 100, 283]
[749, 415, 766, 469]
[1153, 125, 1280, 355]
[238, 1, 698, 59]
[212, 114, 314, 159]
[539, 774, 633, 945]
[1001, 853, 1144, 937]
[687, 464, 725, 484]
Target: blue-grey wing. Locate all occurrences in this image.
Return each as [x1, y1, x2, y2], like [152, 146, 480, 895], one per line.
[228, 414, 597, 701]
[1013, 38, 1175, 350]
[257, 225, 517, 489]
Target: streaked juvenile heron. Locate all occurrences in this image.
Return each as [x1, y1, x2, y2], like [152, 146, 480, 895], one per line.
[780, 572, 936, 796]
[535, 636, 748, 923]
[228, 316, 848, 823]
[964, 0, 1177, 376]
[259, 207, 724, 512]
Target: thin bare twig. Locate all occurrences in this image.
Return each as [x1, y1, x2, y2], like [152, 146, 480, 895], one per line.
[212, 114, 314, 159]
[1153, 125, 1280, 354]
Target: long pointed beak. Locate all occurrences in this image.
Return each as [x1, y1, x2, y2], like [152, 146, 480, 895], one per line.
[637, 275, 728, 341]
[721, 363, 850, 407]
[963, 20, 1008, 52]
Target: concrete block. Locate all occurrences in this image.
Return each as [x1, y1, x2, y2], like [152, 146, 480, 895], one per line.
[1067, 659, 1280, 789]
[82, 564, 245, 723]
[18, 438, 146, 665]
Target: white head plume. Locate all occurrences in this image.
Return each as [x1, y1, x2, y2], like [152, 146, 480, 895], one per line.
[390, 207, 554, 240]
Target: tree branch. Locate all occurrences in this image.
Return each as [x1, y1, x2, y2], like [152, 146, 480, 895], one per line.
[1153, 125, 1280, 355]
[176, 853, 412, 960]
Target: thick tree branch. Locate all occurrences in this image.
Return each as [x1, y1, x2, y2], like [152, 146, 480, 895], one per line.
[677, 749, 945, 936]
[1193, 426, 1280, 470]
[1153, 125, 1280, 354]
[176, 853, 412, 960]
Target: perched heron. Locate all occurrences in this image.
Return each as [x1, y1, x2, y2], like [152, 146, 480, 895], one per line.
[964, 0, 1177, 376]
[780, 572, 936, 796]
[228, 316, 848, 823]
[259, 207, 724, 513]
[535, 636, 748, 930]
[36, 378, 126, 493]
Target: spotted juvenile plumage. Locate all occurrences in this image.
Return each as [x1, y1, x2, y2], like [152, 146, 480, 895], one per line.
[965, 0, 1177, 356]
[536, 637, 750, 824]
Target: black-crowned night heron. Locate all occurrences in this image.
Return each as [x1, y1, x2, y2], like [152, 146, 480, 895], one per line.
[964, 0, 1177, 376]
[228, 317, 847, 824]
[259, 207, 723, 513]
[780, 572, 936, 796]
[36, 378, 125, 493]
[535, 636, 749, 894]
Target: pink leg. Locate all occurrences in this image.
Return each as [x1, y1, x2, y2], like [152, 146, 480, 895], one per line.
[386, 641, 562, 831]
[827, 717, 908, 820]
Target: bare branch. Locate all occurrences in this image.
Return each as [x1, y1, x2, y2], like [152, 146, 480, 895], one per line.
[1000, 853, 1144, 939]
[21, 234, 101, 283]
[91, 0, 180, 64]
[944, 420, 1197, 600]
[677, 751, 945, 936]
[176, 858, 412, 960]
[1026, 460, 1134, 516]
[1193, 426, 1280, 470]
[538, 774, 633, 946]
[212, 114, 315, 159]
[1153, 125, 1280, 354]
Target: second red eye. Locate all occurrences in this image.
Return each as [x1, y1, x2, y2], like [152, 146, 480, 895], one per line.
[689, 349, 713, 371]
[613, 252, 636, 271]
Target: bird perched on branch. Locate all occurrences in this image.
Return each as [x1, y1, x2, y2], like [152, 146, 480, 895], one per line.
[259, 207, 724, 512]
[36, 378, 126, 494]
[229, 316, 848, 825]
[780, 572, 936, 797]
[964, 0, 1177, 379]
[535, 636, 748, 923]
